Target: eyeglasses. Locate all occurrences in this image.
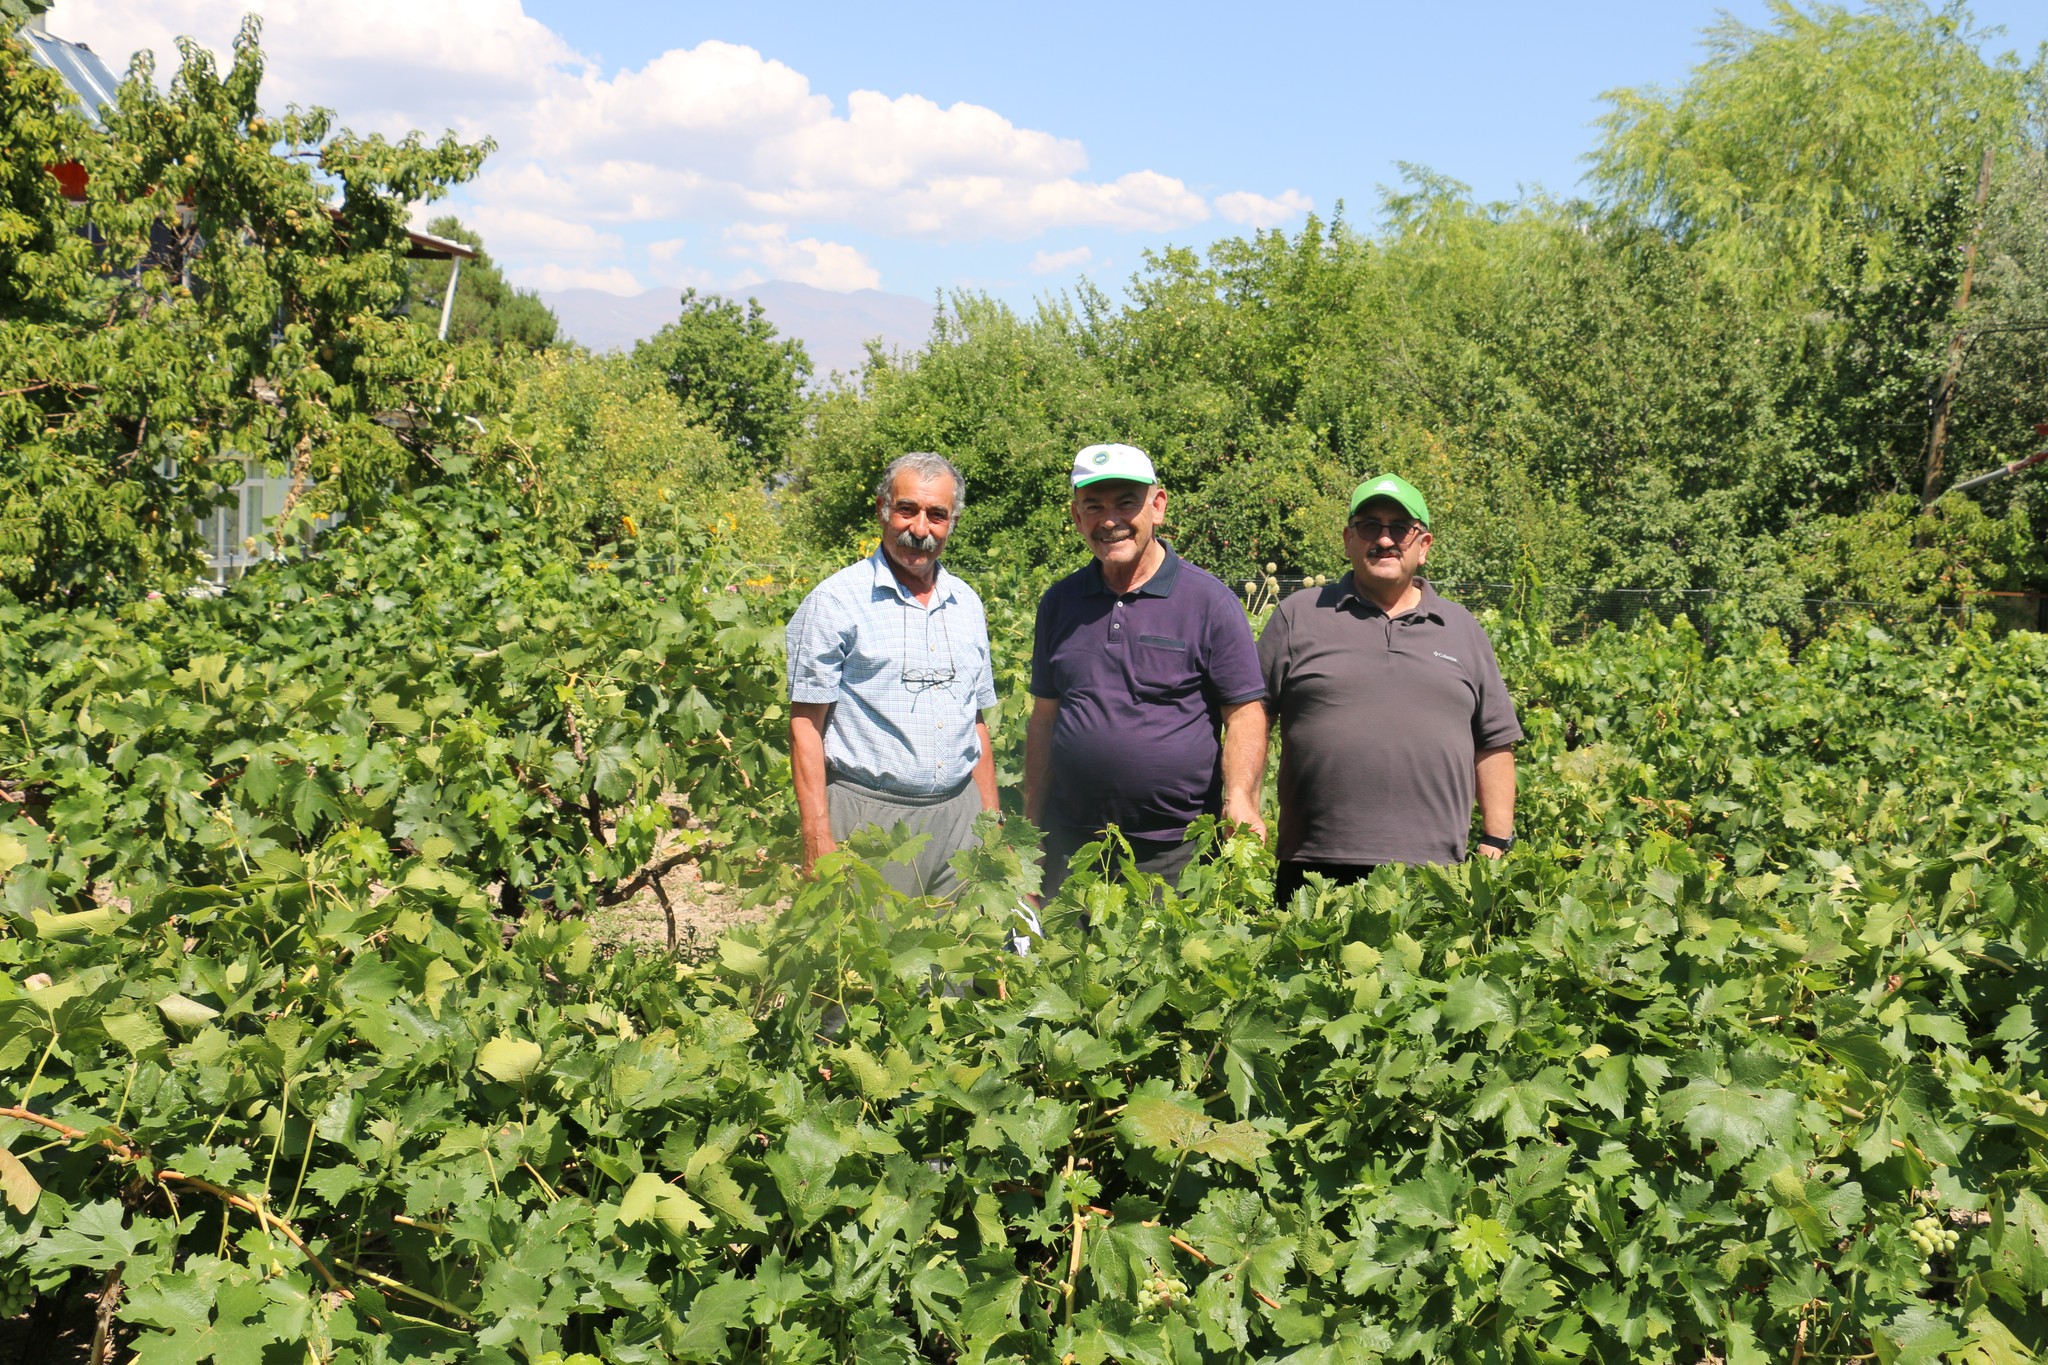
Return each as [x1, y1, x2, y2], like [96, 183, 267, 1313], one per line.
[902, 664, 957, 692]
[901, 605, 956, 692]
[1349, 518, 1422, 544]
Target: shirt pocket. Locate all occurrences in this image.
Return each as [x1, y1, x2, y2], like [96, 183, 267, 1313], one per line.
[1130, 633, 1198, 700]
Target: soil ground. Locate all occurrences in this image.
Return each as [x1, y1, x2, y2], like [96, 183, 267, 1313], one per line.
[586, 806, 786, 957]
[590, 854, 779, 958]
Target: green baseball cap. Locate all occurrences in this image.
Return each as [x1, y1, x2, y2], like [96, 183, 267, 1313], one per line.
[1347, 473, 1430, 526]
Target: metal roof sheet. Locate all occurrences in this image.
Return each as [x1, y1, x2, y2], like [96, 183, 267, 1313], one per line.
[21, 24, 123, 131]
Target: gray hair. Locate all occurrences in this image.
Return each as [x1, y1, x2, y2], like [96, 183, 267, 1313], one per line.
[874, 452, 966, 518]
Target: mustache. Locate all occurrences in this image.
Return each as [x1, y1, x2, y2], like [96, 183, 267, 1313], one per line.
[894, 529, 941, 554]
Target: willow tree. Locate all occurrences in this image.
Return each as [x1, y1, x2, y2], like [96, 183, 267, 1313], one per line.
[1591, 1, 2028, 288]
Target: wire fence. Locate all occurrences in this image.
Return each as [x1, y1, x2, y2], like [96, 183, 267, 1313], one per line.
[1233, 575, 2048, 644]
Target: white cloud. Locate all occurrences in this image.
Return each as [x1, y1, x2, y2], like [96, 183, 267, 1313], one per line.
[49, 2, 1275, 290]
[58, 0, 585, 137]
[464, 204, 621, 260]
[721, 224, 879, 292]
[514, 263, 644, 295]
[1029, 246, 1093, 275]
[1214, 189, 1314, 228]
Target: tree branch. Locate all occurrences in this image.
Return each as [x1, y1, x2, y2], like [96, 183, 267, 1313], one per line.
[598, 851, 695, 907]
[0, 1105, 347, 1296]
[88, 1266, 121, 1365]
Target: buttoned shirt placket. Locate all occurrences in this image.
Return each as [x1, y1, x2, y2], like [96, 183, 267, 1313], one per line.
[881, 561, 954, 792]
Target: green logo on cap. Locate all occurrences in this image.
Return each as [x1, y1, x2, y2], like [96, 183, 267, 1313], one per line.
[1092, 451, 1109, 465]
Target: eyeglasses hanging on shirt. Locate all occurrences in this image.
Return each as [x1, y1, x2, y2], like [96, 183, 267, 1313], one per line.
[900, 601, 957, 692]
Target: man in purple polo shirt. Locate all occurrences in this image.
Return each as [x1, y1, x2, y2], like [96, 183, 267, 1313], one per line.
[1025, 443, 1268, 899]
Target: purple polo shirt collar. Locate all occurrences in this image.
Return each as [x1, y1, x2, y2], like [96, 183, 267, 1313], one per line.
[1082, 541, 1185, 598]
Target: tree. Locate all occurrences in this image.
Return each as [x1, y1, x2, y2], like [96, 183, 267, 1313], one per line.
[1590, 0, 2026, 292]
[407, 215, 558, 350]
[797, 293, 1140, 572]
[480, 349, 782, 551]
[633, 289, 811, 476]
[0, 15, 490, 605]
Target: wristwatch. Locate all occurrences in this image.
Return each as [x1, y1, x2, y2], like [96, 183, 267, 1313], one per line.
[1477, 833, 1516, 853]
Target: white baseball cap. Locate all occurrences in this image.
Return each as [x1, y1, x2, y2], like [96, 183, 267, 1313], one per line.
[1071, 442, 1156, 489]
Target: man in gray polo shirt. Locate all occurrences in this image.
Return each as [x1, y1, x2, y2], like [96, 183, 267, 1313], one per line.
[1258, 473, 1521, 905]
[786, 452, 999, 898]
[1026, 443, 1267, 899]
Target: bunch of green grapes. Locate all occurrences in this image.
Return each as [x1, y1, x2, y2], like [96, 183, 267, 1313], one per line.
[1908, 1212, 1961, 1273]
[1136, 1270, 1189, 1318]
[0, 1260, 35, 1319]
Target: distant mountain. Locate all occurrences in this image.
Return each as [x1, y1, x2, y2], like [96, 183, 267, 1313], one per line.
[540, 288, 679, 356]
[541, 280, 937, 378]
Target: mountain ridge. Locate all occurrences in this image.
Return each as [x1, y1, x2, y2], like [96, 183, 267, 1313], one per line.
[539, 280, 937, 378]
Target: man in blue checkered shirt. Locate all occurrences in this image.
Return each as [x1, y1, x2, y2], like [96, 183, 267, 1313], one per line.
[786, 452, 999, 898]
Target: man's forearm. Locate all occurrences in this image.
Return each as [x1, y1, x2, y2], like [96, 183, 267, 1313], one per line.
[1023, 698, 1058, 827]
[972, 718, 999, 811]
[1220, 700, 1268, 809]
[1475, 746, 1516, 837]
[790, 705, 834, 870]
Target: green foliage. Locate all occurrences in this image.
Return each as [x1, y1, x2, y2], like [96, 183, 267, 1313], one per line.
[1589, 0, 2025, 290]
[800, 294, 1139, 573]
[634, 290, 813, 477]
[1778, 493, 2046, 609]
[1943, 70, 2048, 525]
[0, 474, 794, 921]
[3, 584, 2047, 1359]
[406, 215, 560, 351]
[0, 16, 490, 607]
[480, 349, 784, 554]
[796, 5, 2048, 592]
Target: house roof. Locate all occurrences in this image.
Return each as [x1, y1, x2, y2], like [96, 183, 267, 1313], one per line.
[20, 17, 122, 131]
[319, 206, 478, 261]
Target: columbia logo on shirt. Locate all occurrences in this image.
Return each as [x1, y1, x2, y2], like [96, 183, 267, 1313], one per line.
[1433, 650, 1460, 663]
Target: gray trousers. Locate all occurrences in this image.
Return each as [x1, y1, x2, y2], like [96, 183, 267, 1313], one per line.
[826, 776, 984, 900]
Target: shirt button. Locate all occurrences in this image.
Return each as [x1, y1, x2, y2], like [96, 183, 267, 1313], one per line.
[1112, 623, 1121, 630]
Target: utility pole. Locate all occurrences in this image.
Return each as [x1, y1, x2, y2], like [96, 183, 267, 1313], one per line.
[1919, 146, 1996, 506]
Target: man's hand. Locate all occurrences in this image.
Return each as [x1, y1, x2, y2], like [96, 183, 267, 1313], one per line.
[1221, 791, 1267, 842]
[1474, 746, 1515, 863]
[1219, 699, 1269, 842]
[1478, 841, 1506, 861]
[973, 718, 999, 814]
[801, 827, 837, 878]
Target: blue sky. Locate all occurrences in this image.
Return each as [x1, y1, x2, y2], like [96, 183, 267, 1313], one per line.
[54, 1, 2048, 305]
